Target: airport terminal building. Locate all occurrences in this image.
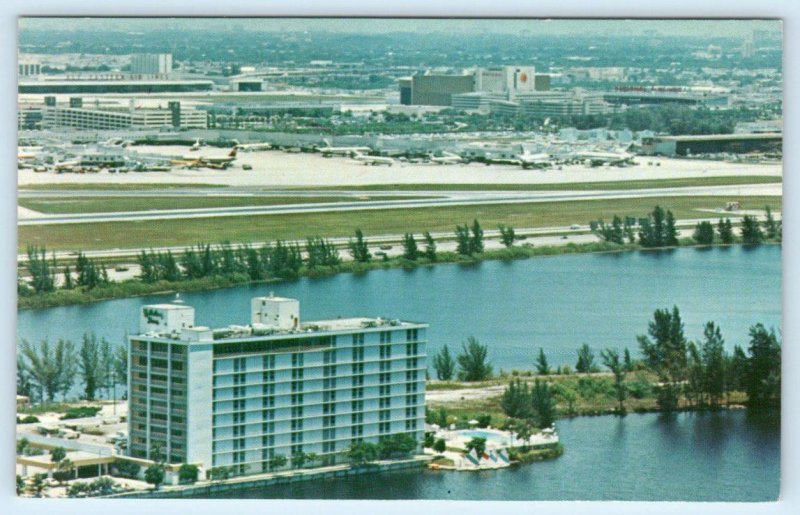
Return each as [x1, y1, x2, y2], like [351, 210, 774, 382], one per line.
[127, 295, 427, 476]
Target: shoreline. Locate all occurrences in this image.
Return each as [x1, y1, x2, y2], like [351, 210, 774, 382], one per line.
[17, 240, 781, 311]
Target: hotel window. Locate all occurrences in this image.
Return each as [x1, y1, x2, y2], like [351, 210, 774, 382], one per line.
[352, 334, 364, 346]
[262, 409, 275, 421]
[379, 422, 390, 434]
[291, 444, 303, 455]
[233, 412, 245, 424]
[379, 372, 391, 383]
[351, 412, 364, 424]
[380, 345, 391, 359]
[351, 400, 363, 412]
[323, 377, 336, 389]
[352, 348, 364, 361]
[351, 425, 363, 438]
[292, 368, 304, 380]
[406, 342, 418, 355]
[379, 331, 392, 344]
[291, 406, 304, 418]
[323, 403, 335, 414]
[233, 399, 246, 411]
[406, 329, 418, 342]
[406, 370, 418, 381]
[379, 385, 390, 396]
[262, 423, 275, 435]
[379, 360, 391, 372]
[323, 415, 336, 427]
[406, 358, 418, 369]
[405, 419, 417, 431]
[263, 355, 275, 369]
[406, 394, 417, 405]
[291, 381, 303, 393]
[352, 375, 364, 387]
[291, 353, 304, 368]
[263, 383, 275, 395]
[291, 394, 304, 405]
[233, 373, 245, 385]
[406, 407, 417, 418]
[291, 432, 303, 444]
[291, 419, 303, 431]
[234, 357, 247, 372]
[379, 409, 390, 421]
[323, 390, 336, 402]
[323, 350, 336, 364]
[263, 370, 275, 383]
[323, 441, 336, 453]
[233, 386, 246, 398]
[352, 387, 363, 399]
[352, 362, 364, 374]
[233, 425, 245, 437]
[405, 382, 417, 394]
[262, 396, 274, 408]
[324, 365, 336, 377]
[323, 429, 335, 440]
[379, 397, 391, 409]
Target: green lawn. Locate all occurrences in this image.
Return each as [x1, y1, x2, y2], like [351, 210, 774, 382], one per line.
[19, 195, 434, 214]
[18, 195, 782, 252]
[306, 175, 782, 192]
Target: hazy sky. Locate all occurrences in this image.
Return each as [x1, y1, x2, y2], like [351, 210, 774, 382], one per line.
[18, 18, 782, 38]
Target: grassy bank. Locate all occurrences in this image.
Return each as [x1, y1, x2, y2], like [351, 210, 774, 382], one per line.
[19, 195, 434, 215]
[308, 175, 783, 192]
[17, 195, 781, 252]
[426, 371, 750, 428]
[18, 241, 635, 310]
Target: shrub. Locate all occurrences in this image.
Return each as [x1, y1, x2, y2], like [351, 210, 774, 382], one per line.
[178, 464, 199, 484]
[111, 459, 140, 479]
[17, 415, 40, 424]
[60, 406, 102, 420]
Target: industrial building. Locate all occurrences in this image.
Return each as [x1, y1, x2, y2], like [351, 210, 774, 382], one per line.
[518, 91, 610, 117]
[603, 90, 729, 108]
[18, 79, 214, 94]
[40, 99, 207, 130]
[130, 54, 173, 75]
[18, 61, 41, 77]
[127, 295, 427, 476]
[642, 133, 782, 156]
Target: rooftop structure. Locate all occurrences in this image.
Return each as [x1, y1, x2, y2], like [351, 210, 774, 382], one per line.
[130, 53, 173, 75]
[18, 79, 214, 95]
[128, 295, 427, 478]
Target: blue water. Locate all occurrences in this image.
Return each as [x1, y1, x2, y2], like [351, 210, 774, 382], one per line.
[17, 245, 782, 373]
[193, 410, 780, 501]
[456, 430, 509, 443]
[16, 246, 781, 501]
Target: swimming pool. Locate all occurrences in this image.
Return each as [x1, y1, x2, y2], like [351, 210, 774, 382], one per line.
[456, 430, 513, 444]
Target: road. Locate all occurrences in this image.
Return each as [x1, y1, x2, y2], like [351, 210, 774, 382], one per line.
[17, 183, 782, 226]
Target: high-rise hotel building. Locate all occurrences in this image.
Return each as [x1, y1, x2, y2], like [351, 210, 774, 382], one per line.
[127, 295, 427, 475]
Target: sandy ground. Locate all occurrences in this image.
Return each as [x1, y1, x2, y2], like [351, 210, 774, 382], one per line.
[18, 148, 783, 188]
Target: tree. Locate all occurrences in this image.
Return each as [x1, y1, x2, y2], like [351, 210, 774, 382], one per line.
[113, 344, 128, 393]
[717, 218, 734, 244]
[63, 265, 74, 290]
[700, 322, 726, 409]
[17, 356, 34, 401]
[530, 379, 556, 428]
[745, 324, 781, 410]
[378, 433, 417, 459]
[664, 210, 679, 246]
[623, 348, 634, 372]
[433, 438, 446, 453]
[464, 437, 487, 456]
[685, 342, 705, 408]
[268, 454, 287, 470]
[575, 344, 595, 373]
[31, 473, 47, 497]
[498, 224, 516, 248]
[17, 437, 30, 456]
[402, 233, 419, 260]
[20, 338, 77, 402]
[455, 224, 472, 256]
[291, 451, 309, 469]
[348, 229, 372, 262]
[53, 458, 74, 485]
[740, 215, 764, 245]
[423, 432, 435, 448]
[79, 333, 102, 401]
[692, 221, 715, 245]
[500, 379, 532, 419]
[26, 245, 55, 293]
[637, 306, 688, 383]
[470, 219, 485, 253]
[51, 446, 67, 464]
[535, 348, 550, 375]
[16, 474, 24, 495]
[601, 349, 627, 413]
[763, 206, 778, 239]
[456, 337, 492, 381]
[423, 231, 437, 261]
[347, 441, 379, 466]
[432, 345, 455, 381]
[144, 464, 165, 490]
[178, 464, 198, 484]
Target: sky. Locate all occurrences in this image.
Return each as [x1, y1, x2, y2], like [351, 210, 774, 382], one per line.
[18, 17, 782, 38]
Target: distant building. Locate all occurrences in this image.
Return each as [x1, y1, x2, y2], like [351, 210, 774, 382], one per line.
[642, 133, 782, 156]
[19, 79, 214, 94]
[405, 73, 477, 106]
[517, 91, 610, 117]
[41, 99, 207, 130]
[604, 89, 729, 108]
[127, 295, 427, 476]
[130, 53, 173, 75]
[18, 61, 41, 77]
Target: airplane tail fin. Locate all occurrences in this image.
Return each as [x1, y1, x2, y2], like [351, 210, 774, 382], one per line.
[228, 147, 238, 158]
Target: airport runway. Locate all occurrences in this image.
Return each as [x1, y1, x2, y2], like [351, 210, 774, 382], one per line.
[17, 184, 782, 226]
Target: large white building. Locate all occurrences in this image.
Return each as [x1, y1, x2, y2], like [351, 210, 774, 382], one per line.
[127, 295, 427, 476]
[41, 102, 208, 130]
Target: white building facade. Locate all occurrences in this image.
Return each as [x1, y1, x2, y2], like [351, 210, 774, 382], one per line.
[128, 295, 427, 476]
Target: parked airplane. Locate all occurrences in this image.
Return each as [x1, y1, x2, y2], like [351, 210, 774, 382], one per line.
[318, 139, 371, 157]
[518, 152, 552, 169]
[428, 151, 463, 164]
[171, 147, 238, 169]
[232, 139, 272, 152]
[574, 150, 635, 167]
[352, 152, 394, 166]
[189, 138, 203, 151]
